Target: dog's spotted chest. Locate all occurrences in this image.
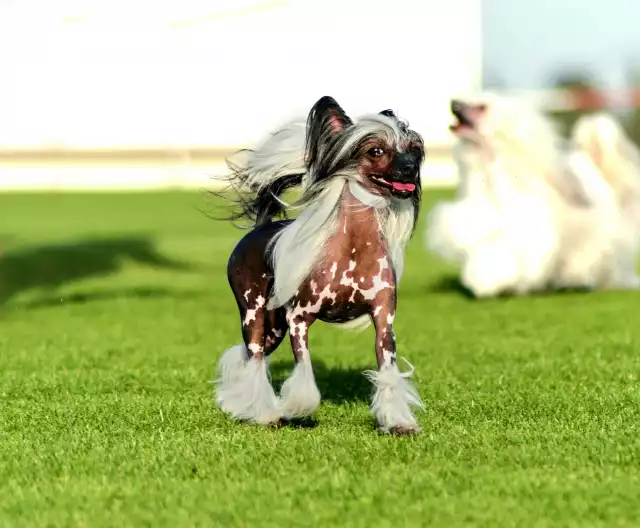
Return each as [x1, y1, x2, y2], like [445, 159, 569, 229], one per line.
[286, 195, 396, 324]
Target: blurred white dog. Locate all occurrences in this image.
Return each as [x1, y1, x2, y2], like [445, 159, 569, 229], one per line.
[564, 112, 640, 288]
[426, 93, 640, 297]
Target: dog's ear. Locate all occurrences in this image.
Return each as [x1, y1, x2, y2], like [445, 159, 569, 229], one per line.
[305, 96, 353, 168]
[308, 96, 353, 136]
[380, 108, 411, 132]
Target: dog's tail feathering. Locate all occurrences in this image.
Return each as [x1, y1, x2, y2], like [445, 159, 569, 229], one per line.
[222, 121, 307, 227]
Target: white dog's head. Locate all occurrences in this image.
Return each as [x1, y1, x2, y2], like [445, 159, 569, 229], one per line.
[571, 113, 640, 203]
[449, 93, 561, 160]
[449, 93, 593, 206]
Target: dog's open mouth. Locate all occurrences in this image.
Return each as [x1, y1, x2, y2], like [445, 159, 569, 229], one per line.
[450, 109, 474, 132]
[450, 116, 473, 132]
[450, 101, 484, 133]
[368, 174, 416, 196]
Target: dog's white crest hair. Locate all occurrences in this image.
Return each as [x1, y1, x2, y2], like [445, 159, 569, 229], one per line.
[240, 113, 420, 311]
[226, 120, 307, 195]
[266, 176, 344, 310]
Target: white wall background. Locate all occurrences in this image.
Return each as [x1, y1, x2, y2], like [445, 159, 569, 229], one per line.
[0, 0, 482, 150]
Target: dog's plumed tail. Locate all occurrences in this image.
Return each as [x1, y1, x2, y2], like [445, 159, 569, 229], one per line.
[571, 113, 640, 207]
[221, 121, 308, 227]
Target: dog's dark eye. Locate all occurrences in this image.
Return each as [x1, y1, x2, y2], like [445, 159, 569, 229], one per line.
[368, 147, 384, 157]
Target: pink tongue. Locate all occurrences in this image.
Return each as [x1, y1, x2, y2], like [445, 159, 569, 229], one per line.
[391, 182, 416, 192]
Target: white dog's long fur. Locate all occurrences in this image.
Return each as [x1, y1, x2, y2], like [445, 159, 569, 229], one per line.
[426, 94, 640, 296]
[562, 112, 640, 289]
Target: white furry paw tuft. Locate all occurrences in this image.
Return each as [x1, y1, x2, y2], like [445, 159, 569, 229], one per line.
[279, 360, 321, 419]
[364, 359, 423, 434]
[214, 344, 282, 425]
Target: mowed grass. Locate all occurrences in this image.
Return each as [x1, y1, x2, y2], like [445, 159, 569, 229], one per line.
[1, 190, 640, 527]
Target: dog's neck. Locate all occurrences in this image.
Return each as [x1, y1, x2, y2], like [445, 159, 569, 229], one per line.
[336, 180, 414, 285]
[330, 185, 388, 260]
[347, 180, 390, 209]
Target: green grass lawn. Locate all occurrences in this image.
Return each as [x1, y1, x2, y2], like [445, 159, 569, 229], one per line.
[1, 191, 640, 527]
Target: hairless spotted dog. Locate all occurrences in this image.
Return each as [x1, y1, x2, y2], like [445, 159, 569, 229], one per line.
[215, 96, 426, 434]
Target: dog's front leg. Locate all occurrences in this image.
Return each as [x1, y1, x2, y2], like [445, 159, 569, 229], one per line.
[279, 309, 321, 419]
[365, 297, 423, 434]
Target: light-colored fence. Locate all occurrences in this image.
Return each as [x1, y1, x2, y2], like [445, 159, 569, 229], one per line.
[4, 86, 638, 192]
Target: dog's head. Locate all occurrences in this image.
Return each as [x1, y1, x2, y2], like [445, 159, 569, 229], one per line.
[449, 94, 608, 207]
[304, 96, 425, 200]
[448, 93, 564, 173]
[449, 98, 487, 140]
[450, 94, 558, 148]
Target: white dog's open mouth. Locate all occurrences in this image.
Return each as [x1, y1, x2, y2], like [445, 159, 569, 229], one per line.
[450, 101, 486, 134]
[450, 116, 473, 133]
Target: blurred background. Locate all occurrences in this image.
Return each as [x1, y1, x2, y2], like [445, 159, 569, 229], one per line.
[1, 0, 640, 190]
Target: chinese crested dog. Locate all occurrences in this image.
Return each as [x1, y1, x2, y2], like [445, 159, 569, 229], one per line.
[215, 96, 426, 433]
[426, 93, 640, 297]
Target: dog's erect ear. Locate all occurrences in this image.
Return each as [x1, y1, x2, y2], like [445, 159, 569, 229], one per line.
[305, 96, 353, 169]
[381, 108, 411, 132]
[308, 96, 353, 136]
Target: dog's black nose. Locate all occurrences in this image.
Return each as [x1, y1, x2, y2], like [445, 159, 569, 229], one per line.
[393, 152, 419, 179]
[451, 99, 465, 113]
[399, 162, 418, 179]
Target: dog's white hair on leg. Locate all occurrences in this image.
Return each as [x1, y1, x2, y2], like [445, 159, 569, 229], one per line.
[279, 315, 321, 419]
[279, 358, 321, 419]
[215, 344, 282, 424]
[364, 357, 423, 433]
[217, 96, 427, 434]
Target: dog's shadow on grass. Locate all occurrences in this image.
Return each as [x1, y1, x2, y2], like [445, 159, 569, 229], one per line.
[426, 274, 592, 300]
[0, 235, 195, 307]
[13, 286, 205, 311]
[427, 275, 475, 298]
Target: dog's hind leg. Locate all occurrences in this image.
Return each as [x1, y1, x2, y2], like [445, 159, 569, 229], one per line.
[215, 289, 283, 425]
[279, 308, 321, 420]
